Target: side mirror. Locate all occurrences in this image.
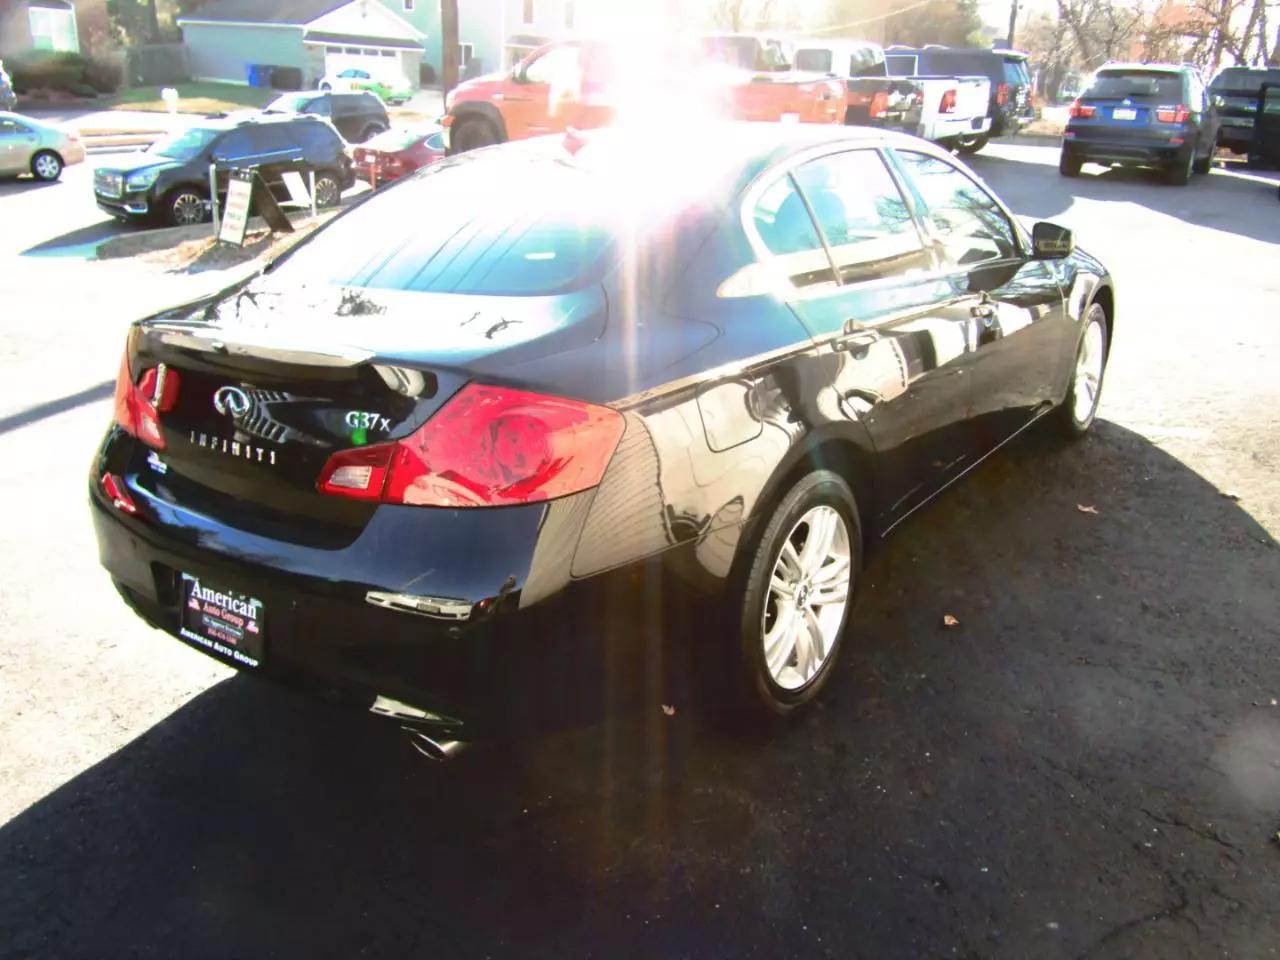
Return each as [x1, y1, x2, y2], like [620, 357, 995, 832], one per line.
[1032, 221, 1074, 259]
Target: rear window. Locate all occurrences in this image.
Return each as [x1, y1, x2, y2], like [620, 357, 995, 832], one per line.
[268, 156, 617, 297]
[928, 52, 994, 77]
[289, 120, 340, 151]
[1086, 70, 1182, 100]
[795, 49, 832, 74]
[1002, 59, 1030, 84]
[885, 54, 917, 75]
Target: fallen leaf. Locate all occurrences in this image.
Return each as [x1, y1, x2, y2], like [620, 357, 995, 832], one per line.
[1222, 490, 1242, 501]
[1077, 504, 1099, 514]
[943, 614, 959, 628]
[661, 704, 676, 716]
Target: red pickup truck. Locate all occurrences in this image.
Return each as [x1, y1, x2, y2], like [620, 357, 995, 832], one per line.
[443, 36, 843, 152]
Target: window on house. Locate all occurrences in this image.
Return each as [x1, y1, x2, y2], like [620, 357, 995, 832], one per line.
[523, 0, 534, 24]
[565, 2, 575, 28]
[459, 43, 474, 68]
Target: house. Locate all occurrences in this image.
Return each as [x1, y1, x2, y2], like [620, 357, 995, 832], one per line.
[0, 0, 80, 58]
[176, 0, 429, 90]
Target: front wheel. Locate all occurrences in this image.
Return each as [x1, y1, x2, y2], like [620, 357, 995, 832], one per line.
[1058, 147, 1082, 177]
[1055, 303, 1109, 438]
[166, 187, 208, 226]
[31, 150, 63, 181]
[449, 118, 500, 153]
[732, 470, 861, 719]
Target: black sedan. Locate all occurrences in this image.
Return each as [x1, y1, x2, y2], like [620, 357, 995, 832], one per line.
[92, 124, 1114, 754]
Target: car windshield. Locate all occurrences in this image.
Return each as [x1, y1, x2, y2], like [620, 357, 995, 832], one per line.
[265, 93, 314, 114]
[268, 155, 620, 297]
[1211, 67, 1280, 91]
[148, 127, 221, 160]
[1085, 71, 1181, 100]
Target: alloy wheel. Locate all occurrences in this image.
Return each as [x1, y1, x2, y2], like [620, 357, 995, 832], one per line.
[314, 176, 339, 207]
[1073, 313, 1106, 424]
[761, 505, 852, 691]
[171, 193, 205, 225]
[33, 153, 61, 180]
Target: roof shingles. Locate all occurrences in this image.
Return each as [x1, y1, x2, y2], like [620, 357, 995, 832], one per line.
[177, 0, 350, 26]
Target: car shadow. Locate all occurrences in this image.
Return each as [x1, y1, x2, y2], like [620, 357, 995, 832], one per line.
[20, 218, 141, 259]
[4, 421, 1279, 958]
[0, 174, 63, 195]
[969, 150, 1280, 245]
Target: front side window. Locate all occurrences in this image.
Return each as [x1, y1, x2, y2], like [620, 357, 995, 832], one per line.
[523, 44, 580, 87]
[896, 151, 1017, 267]
[792, 149, 928, 284]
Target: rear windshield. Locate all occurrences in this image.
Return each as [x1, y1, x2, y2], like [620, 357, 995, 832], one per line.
[795, 49, 832, 73]
[268, 155, 617, 297]
[1085, 71, 1182, 100]
[1211, 67, 1280, 91]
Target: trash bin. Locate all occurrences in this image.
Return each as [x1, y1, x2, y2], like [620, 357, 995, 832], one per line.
[246, 64, 273, 87]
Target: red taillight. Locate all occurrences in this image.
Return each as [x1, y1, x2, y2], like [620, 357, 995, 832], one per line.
[1155, 104, 1190, 123]
[1069, 100, 1096, 119]
[996, 82, 1009, 106]
[101, 472, 138, 514]
[939, 89, 957, 114]
[112, 351, 171, 449]
[869, 90, 889, 119]
[317, 384, 626, 508]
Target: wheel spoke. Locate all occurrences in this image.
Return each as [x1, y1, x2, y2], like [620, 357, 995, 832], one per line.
[803, 607, 826, 674]
[765, 606, 798, 676]
[810, 555, 850, 590]
[799, 509, 835, 573]
[791, 611, 815, 678]
[770, 572, 795, 600]
[778, 540, 802, 581]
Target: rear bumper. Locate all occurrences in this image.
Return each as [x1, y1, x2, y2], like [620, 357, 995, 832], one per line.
[1063, 130, 1187, 165]
[918, 115, 991, 142]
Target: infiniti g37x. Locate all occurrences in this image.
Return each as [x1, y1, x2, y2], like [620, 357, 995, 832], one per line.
[91, 125, 1114, 738]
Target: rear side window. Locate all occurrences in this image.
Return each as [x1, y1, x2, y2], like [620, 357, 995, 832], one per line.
[1002, 59, 1030, 84]
[850, 47, 886, 78]
[357, 93, 384, 111]
[1086, 71, 1182, 100]
[792, 149, 928, 285]
[931, 52, 994, 78]
[300, 96, 331, 116]
[750, 175, 835, 289]
[896, 151, 1017, 266]
[289, 120, 340, 151]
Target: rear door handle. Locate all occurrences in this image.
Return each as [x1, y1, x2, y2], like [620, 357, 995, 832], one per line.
[834, 330, 879, 353]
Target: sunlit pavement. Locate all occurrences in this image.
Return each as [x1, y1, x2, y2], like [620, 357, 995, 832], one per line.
[2, 142, 1279, 958]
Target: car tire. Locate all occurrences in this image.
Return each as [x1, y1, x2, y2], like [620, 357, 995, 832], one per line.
[1056, 302, 1109, 439]
[30, 150, 63, 181]
[450, 118, 500, 153]
[319, 82, 332, 92]
[1192, 149, 1212, 175]
[165, 187, 208, 227]
[731, 469, 861, 720]
[955, 133, 990, 155]
[1165, 147, 1194, 185]
[1058, 147, 1082, 177]
[313, 172, 341, 208]
[358, 123, 386, 143]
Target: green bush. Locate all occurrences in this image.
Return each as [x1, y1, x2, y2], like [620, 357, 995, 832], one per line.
[84, 57, 122, 93]
[9, 50, 87, 93]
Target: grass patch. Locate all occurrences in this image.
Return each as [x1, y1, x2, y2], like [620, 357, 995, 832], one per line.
[109, 82, 276, 114]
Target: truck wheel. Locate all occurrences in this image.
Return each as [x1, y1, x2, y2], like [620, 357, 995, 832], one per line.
[450, 118, 500, 153]
[955, 133, 989, 155]
[1058, 147, 1082, 177]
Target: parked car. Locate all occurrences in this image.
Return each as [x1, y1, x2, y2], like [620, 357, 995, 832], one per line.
[91, 123, 1113, 752]
[885, 46, 1036, 152]
[263, 91, 389, 144]
[318, 67, 413, 104]
[1060, 62, 1219, 185]
[0, 111, 84, 180]
[1209, 66, 1280, 159]
[351, 126, 444, 184]
[1251, 81, 1280, 178]
[793, 38, 991, 149]
[444, 37, 842, 152]
[93, 115, 353, 226]
[0, 59, 16, 112]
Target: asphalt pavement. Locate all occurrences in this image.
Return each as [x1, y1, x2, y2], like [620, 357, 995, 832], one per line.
[1, 143, 1278, 960]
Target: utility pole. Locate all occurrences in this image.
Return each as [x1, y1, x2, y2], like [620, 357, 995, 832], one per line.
[1007, 0, 1020, 48]
[441, 0, 459, 99]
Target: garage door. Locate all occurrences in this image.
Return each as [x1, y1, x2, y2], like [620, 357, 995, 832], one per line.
[324, 45, 406, 82]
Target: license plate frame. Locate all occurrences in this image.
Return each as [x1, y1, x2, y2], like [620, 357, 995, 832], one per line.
[179, 572, 265, 668]
[1112, 107, 1138, 121]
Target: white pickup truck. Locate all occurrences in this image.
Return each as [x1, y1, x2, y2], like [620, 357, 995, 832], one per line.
[793, 39, 991, 148]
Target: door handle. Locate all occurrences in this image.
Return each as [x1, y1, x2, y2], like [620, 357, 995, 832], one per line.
[834, 330, 879, 353]
[971, 302, 996, 325]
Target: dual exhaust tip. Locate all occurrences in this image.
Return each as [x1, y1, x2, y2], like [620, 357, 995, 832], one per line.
[369, 694, 468, 761]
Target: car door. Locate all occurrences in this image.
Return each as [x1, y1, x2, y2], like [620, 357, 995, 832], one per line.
[892, 148, 1068, 449]
[0, 116, 36, 174]
[503, 43, 583, 138]
[762, 147, 985, 522]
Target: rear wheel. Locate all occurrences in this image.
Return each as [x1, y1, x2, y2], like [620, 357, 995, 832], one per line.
[955, 133, 990, 155]
[30, 150, 63, 181]
[312, 172, 340, 208]
[1165, 147, 1193, 185]
[1056, 303, 1109, 438]
[1058, 147, 1082, 177]
[166, 187, 207, 226]
[731, 469, 860, 720]
[450, 118, 500, 153]
[1192, 148, 1212, 175]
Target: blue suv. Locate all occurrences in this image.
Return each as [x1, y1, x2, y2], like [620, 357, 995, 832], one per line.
[1060, 63, 1219, 185]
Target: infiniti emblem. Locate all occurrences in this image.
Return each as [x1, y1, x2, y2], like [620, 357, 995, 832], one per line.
[212, 386, 251, 417]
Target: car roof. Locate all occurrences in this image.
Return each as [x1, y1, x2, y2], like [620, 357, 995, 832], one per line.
[1096, 62, 1187, 74]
